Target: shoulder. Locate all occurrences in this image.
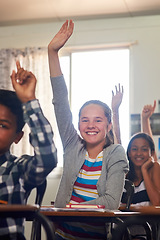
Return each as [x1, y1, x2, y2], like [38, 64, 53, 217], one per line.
[104, 144, 126, 155]
[103, 144, 128, 167]
[150, 161, 160, 176]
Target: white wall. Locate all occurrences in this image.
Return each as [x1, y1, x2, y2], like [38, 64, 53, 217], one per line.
[1, 15, 160, 113]
[1, 15, 159, 149]
[1, 15, 160, 238]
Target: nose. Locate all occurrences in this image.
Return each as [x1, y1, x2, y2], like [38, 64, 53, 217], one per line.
[136, 149, 142, 155]
[87, 121, 95, 129]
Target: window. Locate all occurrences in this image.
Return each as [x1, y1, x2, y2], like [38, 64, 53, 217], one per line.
[59, 48, 129, 165]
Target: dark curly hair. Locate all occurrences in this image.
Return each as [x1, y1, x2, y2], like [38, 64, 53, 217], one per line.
[0, 89, 25, 133]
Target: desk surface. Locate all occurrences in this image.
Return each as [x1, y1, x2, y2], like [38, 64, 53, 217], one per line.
[129, 205, 160, 215]
[0, 204, 38, 212]
[0, 204, 39, 219]
[40, 206, 142, 220]
[40, 205, 160, 219]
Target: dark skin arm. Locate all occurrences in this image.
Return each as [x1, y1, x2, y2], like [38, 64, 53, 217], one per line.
[10, 60, 36, 103]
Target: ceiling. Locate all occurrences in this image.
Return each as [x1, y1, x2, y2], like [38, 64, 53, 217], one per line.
[1, 0, 160, 26]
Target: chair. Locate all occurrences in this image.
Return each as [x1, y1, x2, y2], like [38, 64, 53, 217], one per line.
[123, 180, 156, 240]
[111, 179, 135, 239]
[123, 179, 135, 211]
[30, 179, 47, 240]
[112, 179, 155, 240]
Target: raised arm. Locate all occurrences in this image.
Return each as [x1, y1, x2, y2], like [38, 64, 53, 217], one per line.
[11, 61, 57, 184]
[141, 100, 158, 162]
[111, 84, 123, 144]
[48, 20, 74, 77]
[141, 100, 156, 139]
[141, 101, 160, 196]
[11, 60, 36, 103]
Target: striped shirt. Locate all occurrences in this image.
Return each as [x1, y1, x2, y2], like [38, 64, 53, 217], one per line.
[56, 151, 108, 240]
[121, 180, 150, 206]
[70, 151, 103, 203]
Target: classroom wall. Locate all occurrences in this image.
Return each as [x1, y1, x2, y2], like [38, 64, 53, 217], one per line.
[1, 14, 160, 238]
[1, 15, 160, 113]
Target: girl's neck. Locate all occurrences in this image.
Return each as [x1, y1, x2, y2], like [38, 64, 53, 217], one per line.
[87, 145, 103, 159]
[134, 167, 143, 186]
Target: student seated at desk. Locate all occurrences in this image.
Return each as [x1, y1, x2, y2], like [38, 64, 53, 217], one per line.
[112, 90, 160, 239]
[0, 61, 57, 240]
[48, 20, 129, 240]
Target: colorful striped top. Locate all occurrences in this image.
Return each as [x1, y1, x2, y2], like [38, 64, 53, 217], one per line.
[70, 151, 103, 203]
[56, 151, 108, 240]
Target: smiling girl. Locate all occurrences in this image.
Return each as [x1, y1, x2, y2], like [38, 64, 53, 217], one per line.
[48, 20, 129, 240]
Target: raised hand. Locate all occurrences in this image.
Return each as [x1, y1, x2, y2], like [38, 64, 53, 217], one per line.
[10, 60, 36, 103]
[48, 20, 74, 53]
[111, 83, 123, 111]
[48, 20, 74, 77]
[142, 100, 156, 120]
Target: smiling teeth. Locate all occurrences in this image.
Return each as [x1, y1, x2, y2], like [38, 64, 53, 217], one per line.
[87, 132, 97, 135]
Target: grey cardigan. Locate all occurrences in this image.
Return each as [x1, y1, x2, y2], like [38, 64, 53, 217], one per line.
[51, 75, 129, 210]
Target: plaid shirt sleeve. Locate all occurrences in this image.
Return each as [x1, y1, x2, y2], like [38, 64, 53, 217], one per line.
[22, 99, 57, 186]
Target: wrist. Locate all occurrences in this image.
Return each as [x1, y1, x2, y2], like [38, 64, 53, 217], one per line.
[48, 46, 58, 55]
[20, 96, 36, 103]
[112, 109, 119, 114]
[141, 165, 148, 175]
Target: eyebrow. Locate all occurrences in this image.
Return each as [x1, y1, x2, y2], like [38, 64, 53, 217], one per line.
[0, 119, 12, 125]
[80, 116, 103, 120]
[131, 144, 149, 148]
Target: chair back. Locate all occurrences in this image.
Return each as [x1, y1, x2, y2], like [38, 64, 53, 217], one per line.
[30, 179, 47, 240]
[124, 179, 134, 210]
[35, 179, 47, 206]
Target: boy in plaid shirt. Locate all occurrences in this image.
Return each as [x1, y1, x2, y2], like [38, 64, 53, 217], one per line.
[0, 61, 57, 240]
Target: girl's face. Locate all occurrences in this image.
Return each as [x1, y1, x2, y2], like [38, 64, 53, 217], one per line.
[128, 137, 152, 168]
[79, 104, 112, 149]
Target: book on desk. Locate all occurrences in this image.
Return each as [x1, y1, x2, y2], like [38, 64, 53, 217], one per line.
[41, 204, 106, 212]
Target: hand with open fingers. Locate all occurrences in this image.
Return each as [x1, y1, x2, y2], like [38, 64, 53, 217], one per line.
[10, 60, 36, 103]
[142, 100, 156, 120]
[111, 83, 124, 111]
[48, 20, 74, 53]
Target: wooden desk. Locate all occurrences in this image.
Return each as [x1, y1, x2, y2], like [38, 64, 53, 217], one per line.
[113, 206, 160, 240]
[41, 206, 126, 223]
[0, 204, 38, 219]
[41, 206, 160, 240]
[40, 206, 142, 240]
[0, 205, 55, 240]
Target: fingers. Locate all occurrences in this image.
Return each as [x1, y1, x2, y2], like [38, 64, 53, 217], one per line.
[59, 19, 74, 38]
[68, 20, 74, 36]
[114, 83, 124, 94]
[13, 61, 33, 84]
[10, 70, 17, 88]
[153, 100, 156, 111]
[16, 60, 21, 71]
[60, 20, 68, 34]
[143, 100, 156, 114]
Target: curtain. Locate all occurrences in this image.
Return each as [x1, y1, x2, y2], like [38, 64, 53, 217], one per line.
[0, 47, 57, 157]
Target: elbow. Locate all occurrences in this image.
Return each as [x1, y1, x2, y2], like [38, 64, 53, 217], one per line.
[151, 195, 160, 206]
